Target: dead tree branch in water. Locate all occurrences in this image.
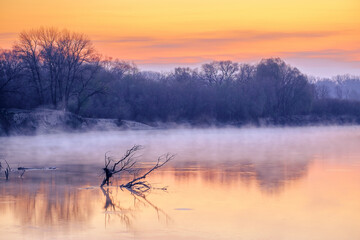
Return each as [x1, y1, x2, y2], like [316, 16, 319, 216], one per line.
[99, 149, 174, 226]
[101, 145, 142, 187]
[120, 153, 175, 192]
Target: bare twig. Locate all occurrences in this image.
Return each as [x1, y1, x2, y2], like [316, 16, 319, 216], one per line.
[112, 145, 142, 173]
[121, 153, 175, 189]
[100, 145, 142, 187]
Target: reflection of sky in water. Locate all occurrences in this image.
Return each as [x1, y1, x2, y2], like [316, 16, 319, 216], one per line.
[1, 126, 360, 239]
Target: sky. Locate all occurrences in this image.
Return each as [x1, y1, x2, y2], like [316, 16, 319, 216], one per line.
[0, 0, 359, 77]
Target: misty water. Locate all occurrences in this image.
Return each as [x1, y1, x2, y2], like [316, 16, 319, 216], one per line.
[1, 126, 360, 239]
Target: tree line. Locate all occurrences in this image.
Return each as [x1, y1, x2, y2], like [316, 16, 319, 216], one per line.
[1, 27, 360, 124]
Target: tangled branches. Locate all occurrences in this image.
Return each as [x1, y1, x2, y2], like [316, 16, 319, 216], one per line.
[120, 153, 175, 196]
[100, 145, 174, 195]
[101, 145, 143, 187]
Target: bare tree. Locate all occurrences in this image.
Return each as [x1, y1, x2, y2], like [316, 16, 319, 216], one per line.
[57, 29, 99, 110]
[172, 67, 198, 82]
[14, 27, 100, 110]
[277, 65, 312, 115]
[37, 27, 60, 106]
[254, 58, 313, 116]
[201, 61, 239, 85]
[0, 49, 23, 98]
[335, 85, 343, 99]
[73, 60, 104, 114]
[315, 84, 330, 99]
[105, 59, 138, 78]
[14, 29, 45, 104]
[236, 63, 255, 83]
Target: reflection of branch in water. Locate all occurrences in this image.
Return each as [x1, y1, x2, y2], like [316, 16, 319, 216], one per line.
[100, 186, 172, 228]
[130, 189, 172, 224]
[100, 186, 134, 229]
[101, 187, 115, 211]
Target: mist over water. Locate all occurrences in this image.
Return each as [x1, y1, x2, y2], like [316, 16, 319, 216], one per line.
[1, 126, 360, 239]
[1, 125, 359, 165]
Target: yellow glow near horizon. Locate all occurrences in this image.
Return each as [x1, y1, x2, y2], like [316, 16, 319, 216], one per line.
[0, 0, 359, 75]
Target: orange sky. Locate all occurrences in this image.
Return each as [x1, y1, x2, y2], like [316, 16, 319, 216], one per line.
[0, 0, 359, 76]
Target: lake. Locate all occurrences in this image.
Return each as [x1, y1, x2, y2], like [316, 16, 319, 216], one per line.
[1, 126, 360, 240]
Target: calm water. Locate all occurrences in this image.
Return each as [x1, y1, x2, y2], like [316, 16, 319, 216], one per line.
[1, 126, 360, 239]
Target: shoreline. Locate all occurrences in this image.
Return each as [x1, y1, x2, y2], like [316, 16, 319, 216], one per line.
[1, 108, 360, 136]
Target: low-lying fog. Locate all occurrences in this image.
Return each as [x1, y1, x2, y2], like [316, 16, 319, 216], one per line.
[1, 125, 359, 166]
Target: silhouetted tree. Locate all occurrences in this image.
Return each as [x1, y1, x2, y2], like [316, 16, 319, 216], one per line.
[201, 61, 239, 85]
[254, 58, 313, 116]
[2, 27, 360, 125]
[14, 27, 100, 110]
[0, 49, 24, 106]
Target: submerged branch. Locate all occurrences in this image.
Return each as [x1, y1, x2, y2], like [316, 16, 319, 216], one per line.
[101, 145, 142, 187]
[100, 145, 174, 197]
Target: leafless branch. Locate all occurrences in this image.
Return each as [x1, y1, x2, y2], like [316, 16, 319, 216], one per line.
[100, 145, 142, 187]
[121, 153, 175, 189]
[112, 145, 142, 173]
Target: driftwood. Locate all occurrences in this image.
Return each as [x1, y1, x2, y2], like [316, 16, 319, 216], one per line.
[0, 159, 57, 180]
[101, 145, 142, 187]
[100, 145, 174, 195]
[120, 153, 175, 194]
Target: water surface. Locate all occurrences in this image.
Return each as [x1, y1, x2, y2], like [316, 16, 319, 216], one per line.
[1, 126, 360, 239]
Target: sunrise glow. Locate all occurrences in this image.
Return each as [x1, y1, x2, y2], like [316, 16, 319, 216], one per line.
[0, 0, 359, 76]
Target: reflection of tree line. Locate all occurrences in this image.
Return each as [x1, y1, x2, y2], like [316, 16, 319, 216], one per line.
[0, 180, 94, 226]
[164, 159, 310, 193]
[0, 151, 173, 229]
[0, 158, 309, 228]
[0, 172, 171, 229]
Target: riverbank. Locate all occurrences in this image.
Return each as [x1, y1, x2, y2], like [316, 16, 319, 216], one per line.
[1, 108, 360, 136]
[0, 108, 152, 136]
